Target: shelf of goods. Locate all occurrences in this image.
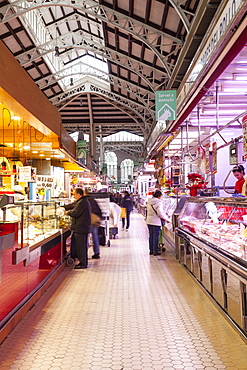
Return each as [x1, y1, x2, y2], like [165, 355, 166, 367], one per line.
[0, 199, 71, 338]
[176, 197, 247, 340]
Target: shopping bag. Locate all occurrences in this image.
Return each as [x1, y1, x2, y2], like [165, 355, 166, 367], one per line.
[91, 213, 101, 227]
[120, 207, 126, 218]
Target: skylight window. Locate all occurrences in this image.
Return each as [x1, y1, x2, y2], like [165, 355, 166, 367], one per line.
[103, 131, 144, 142]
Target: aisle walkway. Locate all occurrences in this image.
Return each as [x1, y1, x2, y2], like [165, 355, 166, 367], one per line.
[0, 212, 247, 370]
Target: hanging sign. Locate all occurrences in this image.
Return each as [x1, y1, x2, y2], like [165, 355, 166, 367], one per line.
[197, 147, 202, 172]
[242, 115, 247, 159]
[18, 166, 32, 182]
[155, 90, 177, 121]
[77, 140, 87, 159]
[36, 175, 54, 189]
[205, 143, 210, 174]
[212, 142, 217, 174]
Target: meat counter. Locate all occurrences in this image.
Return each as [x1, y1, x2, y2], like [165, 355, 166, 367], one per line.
[176, 197, 247, 340]
[161, 195, 187, 257]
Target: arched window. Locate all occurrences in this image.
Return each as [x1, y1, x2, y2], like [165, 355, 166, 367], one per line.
[104, 152, 117, 182]
[121, 159, 134, 183]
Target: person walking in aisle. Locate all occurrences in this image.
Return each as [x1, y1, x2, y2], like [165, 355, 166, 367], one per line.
[109, 194, 121, 227]
[87, 195, 103, 259]
[146, 189, 167, 256]
[121, 191, 133, 231]
[64, 188, 91, 269]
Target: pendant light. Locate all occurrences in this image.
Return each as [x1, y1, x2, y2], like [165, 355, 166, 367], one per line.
[1, 108, 11, 171]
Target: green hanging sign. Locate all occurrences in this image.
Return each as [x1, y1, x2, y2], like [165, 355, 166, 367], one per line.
[155, 90, 177, 121]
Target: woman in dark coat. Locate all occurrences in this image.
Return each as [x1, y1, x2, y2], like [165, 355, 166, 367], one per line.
[64, 188, 91, 269]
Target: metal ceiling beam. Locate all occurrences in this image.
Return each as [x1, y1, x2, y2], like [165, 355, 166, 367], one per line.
[0, 0, 186, 75]
[36, 60, 154, 101]
[36, 65, 154, 109]
[51, 81, 155, 125]
[53, 82, 153, 136]
[16, 31, 166, 89]
[169, 0, 191, 32]
[166, 0, 211, 90]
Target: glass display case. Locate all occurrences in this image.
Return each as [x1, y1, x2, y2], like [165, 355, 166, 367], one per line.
[0, 199, 71, 249]
[178, 197, 247, 262]
[177, 197, 247, 339]
[0, 198, 72, 335]
[161, 195, 187, 257]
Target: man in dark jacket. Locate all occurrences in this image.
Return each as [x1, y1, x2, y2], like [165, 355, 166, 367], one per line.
[121, 191, 133, 231]
[64, 188, 91, 269]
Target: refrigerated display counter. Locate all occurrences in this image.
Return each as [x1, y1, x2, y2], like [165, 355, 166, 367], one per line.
[176, 197, 247, 340]
[161, 195, 187, 258]
[0, 199, 71, 342]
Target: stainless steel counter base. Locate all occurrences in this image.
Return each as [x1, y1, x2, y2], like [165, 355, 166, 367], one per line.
[176, 228, 247, 342]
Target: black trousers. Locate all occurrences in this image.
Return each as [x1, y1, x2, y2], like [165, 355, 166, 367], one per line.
[71, 232, 88, 267]
[122, 210, 131, 229]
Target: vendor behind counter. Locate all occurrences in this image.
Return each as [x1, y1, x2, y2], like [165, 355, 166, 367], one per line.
[232, 165, 246, 194]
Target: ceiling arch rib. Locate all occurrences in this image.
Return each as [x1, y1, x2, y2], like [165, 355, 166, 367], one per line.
[169, 0, 191, 32]
[61, 94, 147, 137]
[50, 82, 154, 134]
[16, 31, 167, 90]
[0, 0, 185, 75]
[102, 143, 144, 159]
[35, 61, 154, 105]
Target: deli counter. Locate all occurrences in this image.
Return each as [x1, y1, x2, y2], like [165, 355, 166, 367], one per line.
[0, 197, 71, 342]
[176, 197, 247, 340]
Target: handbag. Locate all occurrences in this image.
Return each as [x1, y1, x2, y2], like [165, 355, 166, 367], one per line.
[151, 205, 165, 226]
[120, 207, 126, 218]
[91, 213, 101, 227]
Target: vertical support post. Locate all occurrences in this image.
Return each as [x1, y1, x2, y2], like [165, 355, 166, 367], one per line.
[216, 81, 219, 131]
[87, 93, 96, 164]
[181, 126, 185, 187]
[99, 125, 104, 172]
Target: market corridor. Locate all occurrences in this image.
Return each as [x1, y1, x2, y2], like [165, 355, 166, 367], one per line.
[0, 211, 246, 370]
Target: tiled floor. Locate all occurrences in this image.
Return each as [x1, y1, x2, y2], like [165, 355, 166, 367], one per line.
[0, 211, 247, 370]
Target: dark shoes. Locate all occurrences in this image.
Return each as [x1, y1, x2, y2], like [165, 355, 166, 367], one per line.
[149, 251, 153, 255]
[153, 252, 161, 256]
[92, 254, 100, 259]
[74, 264, 87, 269]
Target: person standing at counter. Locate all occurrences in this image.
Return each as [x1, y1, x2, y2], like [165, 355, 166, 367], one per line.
[146, 190, 167, 256]
[64, 188, 91, 269]
[232, 165, 246, 194]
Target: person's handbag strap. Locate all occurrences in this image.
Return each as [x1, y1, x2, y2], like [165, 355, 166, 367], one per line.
[151, 204, 158, 214]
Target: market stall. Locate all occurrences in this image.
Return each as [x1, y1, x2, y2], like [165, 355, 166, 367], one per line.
[176, 196, 247, 340]
[0, 196, 71, 335]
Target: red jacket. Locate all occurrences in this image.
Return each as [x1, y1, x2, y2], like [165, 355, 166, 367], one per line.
[235, 178, 245, 193]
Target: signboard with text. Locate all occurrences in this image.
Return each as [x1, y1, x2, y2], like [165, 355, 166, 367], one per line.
[155, 90, 176, 121]
[18, 166, 32, 182]
[212, 142, 217, 174]
[36, 175, 54, 189]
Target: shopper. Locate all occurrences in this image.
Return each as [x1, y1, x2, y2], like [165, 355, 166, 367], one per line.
[232, 165, 246, 194]
[64, 188, 91, 269]
[146, 189, 167, 256]
[87, 195, 103, 259]
[109, 194, 121, 227]
[121, 191, 133, 231]
[115, 192, 122, 205]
